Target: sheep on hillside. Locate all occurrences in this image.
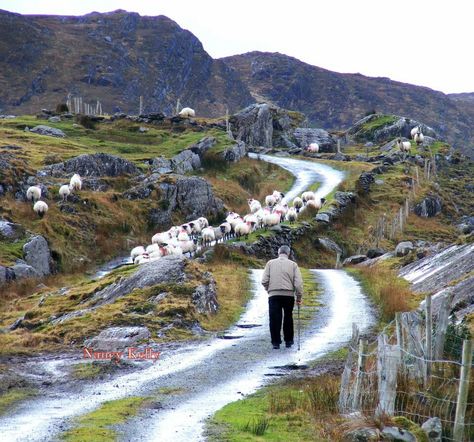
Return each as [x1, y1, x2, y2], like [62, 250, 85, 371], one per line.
[410, 126, 419, 139]
[26, 186, 42, 203]
[293, 196, 303, 212]
[286, 207, 298, 223]
[59, 184, 71, 201]
[265, 195, 277, 207]
[306, 142, 319, 153]
[272, 190, 284, 203]
[70, 174, 82, 191]
[33, 201, 48, 217]
[301, 191, 316, 203]
[396, 138, 411, 154]
[414, 130, 424, 146]
[178, 107, 195, 118]
[201, 226, 215, 247]
[131, 246, 146, 261]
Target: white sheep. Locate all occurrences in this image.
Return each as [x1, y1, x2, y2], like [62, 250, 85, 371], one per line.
[286, 207, 298, 223]
[146, 243, 160, 254]
[410, 127, 419, 139]
[293, 196, 303, 212]
[152, 231, 172, 245]
[248, 199, 262, 214]
[59, 184, 71, 201]
[70, 174, 82, 191]
[306, 199, 323, 211]
[272, 190, 284, 203]
[273, 203, 288, 222]
[219, 222, 232, 240]
[234, 221, 252, 238]
[243, 214, 258, 230]
[178, 107, 195, 118]
[265, 195, 277, 207]
[213, 227, 224, 243]
[189, 220, 203, 236]
[301, 191, 316, 203]
[414, 130, 424, 146]
[198, 217, 209, 229]
[130, 246, 146, 260]
[26, 186, 42, 202]
[177, 228, 190, 242]
[33, 201, 48, 217]
[263, 212, 280, 229]
[179, 239, 197, 257]
[307, 142, 319, 153]
[201, 226, 215, 247]
[396, 138, 411, 154]
[134, 253, 150, 265]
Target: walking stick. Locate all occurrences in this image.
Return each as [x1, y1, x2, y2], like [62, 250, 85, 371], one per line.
[297, 303, 301, 351]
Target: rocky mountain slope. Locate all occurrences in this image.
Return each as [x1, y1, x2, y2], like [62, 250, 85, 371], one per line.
[1, 9, 474, 158]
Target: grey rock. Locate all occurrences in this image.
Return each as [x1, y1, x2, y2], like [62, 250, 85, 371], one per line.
[23, 235, 52, 276]
[380, 138, 399, 152]
[188, 136, 216, 157]
[375, 179, 384, 185]
[456, 215, 474, 234]
[171, 150, 201, 174]
[149, 292, 169, 304]
[342, 427, 379, 442]
[332, 152, 349, 161]
[357, 172, 375, 194]
[274, 151, 290, 157]
[380, 426, 416, 442]
[84, 326, 151, 351]
[221, 141, 247, 162]
[317, 237, 343, 255]
[48, 116, 61, 123]
[395, 241, 414, 257]
[421, 417, 442, 442]
[315, 213, 331, 223]
[335, 191, 356, 208]
[11, 264, 40, 279]
[91, 255, 187, 306]
[364, 142, 374, 147]
[367, 248, 386, 259]
[414, 195, 442, 217]
[230, 103, 273, 147]
[150, 157, 173, 174]
[29, 125, 66, 138]
[192, 280, 218, 314]
[39, 153, 139, 177]
[294, 128, 336, 152]
[0, 219, 25, 240]
[343, 255, 368, 265]
[9, 317, 24, 331]
[138, 126, 148, 133]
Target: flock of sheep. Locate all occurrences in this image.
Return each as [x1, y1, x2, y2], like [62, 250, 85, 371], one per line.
[396, 126, 424, 154]
[26, 174, 83, 217]
[130, 189, 325, 265]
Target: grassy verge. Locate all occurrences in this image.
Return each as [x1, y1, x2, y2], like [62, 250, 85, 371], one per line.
[61, 396, 149, 442]
[0, 388, 37, 416]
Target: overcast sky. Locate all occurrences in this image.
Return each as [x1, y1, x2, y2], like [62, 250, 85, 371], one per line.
[1, 0, 473, 94]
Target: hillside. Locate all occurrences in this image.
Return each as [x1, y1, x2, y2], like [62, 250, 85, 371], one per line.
[1, 9, 474, 159]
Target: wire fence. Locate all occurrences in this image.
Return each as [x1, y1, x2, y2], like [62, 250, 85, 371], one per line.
[339, 297, 473, 441]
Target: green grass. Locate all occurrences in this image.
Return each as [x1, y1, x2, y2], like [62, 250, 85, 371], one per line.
[61, 396, 148, 442]
[0, 239, 27, 266]
[0, 388, 37, 416]
[356, 114, 398, 140]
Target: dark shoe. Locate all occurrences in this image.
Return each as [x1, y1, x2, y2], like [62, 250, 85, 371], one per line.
[272, 344, 280, 349]
[285, 341, 294, 348]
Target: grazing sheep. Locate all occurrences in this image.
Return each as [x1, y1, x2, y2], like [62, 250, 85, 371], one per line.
[146, 243, 160, 254]
[219, 222, 232, 240]
[248, 199, 262, 214]
[177, 228, 190, 242]
[33, 200, 48, 217]
[414, 130, 424, 146]
[134, 253, 150, 265]
[301, 191, 316, 203]
[179, 239, 197, 257]
[198, 217, 209, 229]
[69, 174, 82, 191]
[59, 184, 71, 201]
[263, 212, 280, 229]
[130, 246, 146, 260]
[213, 227, 224, 243]
[272, 190, 284, 203]
[234, 221, 252, 238]
[152, 231, 172, 245]
[265, 195, 277, 207]
[396, 138, 411, 154]
[306, 198, 322, 211]
[189, 220, 203, 236]
[307, 142, 319, 153]
[410, 126, 419, 139]
[201, 226, 216, 247]
[178, 107, 195, 118]
[286, 207, 298, 223]
[243, 214, 258, 230]
[180, 224, 193, 235]
[26, 186, 42, 202]
[273, 203, 288, 222]
[293, 196, 303, 212]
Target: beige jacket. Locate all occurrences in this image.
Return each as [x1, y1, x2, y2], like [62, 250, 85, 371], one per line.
[261, 255, 303, 299]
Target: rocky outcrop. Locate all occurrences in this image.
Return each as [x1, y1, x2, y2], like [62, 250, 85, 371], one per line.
[23, 235, 52, 277]
[148, 175, 225, 228]
[84, 326, 151, 351]
[192, 276, 218, 314]
[188, 136, 217, 157]
[221, 141, 247, 162]
[39, 153, 140, 178]
[414, 195, 442, 217]
[91, 255, 187, 307]
[343, 255, 368, 265]
[315, 192, 357, 224]
[170, 150, 201, 174]
[0, 219, 25, 240]
[357, 172, 375, 194]
[395, 241, 414, 257]
[421, 417, 442, 442]
[347, 114, 438, 144]
[28, 125, 66, 138]
[293, 128, 336, 152]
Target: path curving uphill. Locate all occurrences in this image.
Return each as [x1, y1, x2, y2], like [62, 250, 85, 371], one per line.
[0, 155, 373, 442]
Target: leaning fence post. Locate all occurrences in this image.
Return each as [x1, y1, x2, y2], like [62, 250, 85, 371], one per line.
[425, 294, 433, 384]
[339, 323, 359, 413]
[453, 340, 473, 442]
[434, 290, 455, 359]
[352, 339, 367, 411]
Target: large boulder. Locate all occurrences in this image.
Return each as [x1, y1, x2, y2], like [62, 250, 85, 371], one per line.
[22, 235, 52, 277]
[0, 219, 25, 241]
[170, 150, 201, 174]
[421, 417, 442, 442]
[188, 136, 216, 157]
[10, 263, 40, 279]
[221, 141, 247, 162]
[414, 195, 442, 218]
[91, 255, 187, 306]
[343, 255, 368, 266]
[380, 426, 416, 442]
[39, 153, 140, 177]
[192, 277, 218, 314]
[395, 241, 414, 257]
[84, 326, 151, 351]
[150, 157, 173, 174]
[293, 128, 337, 152]
[29, 125, 66, 138]
[230, 103, 273, 147]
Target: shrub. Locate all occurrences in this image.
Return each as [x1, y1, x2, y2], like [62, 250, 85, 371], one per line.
[75, 114, 96, 130]
[55, 103, 69, 113]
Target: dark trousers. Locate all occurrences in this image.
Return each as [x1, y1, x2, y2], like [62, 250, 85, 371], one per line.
[269, 296, 295, 345]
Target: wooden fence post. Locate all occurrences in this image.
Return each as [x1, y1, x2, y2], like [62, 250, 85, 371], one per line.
[352, 339, 368, 411]
[453, 340, 473, 441]
[434, 290, 455, 359]
[425, 294, 433, 384]
[139, 95, 144, 115]
[376, 334, 401, 416]
[339, 323, 360, 413]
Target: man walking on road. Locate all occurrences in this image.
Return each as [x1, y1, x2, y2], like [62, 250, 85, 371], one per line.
[261, 245, 303, 349]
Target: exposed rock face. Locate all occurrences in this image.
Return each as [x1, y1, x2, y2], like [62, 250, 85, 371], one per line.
[0, 219, 25, 240]
[317, 237, 343, 256]
[29, 125, 66, 138]
[347, 114, 438, 144]
[91, 255, 187, 307]
[421, 417, 442, 442]
[84, 326, 151, 351]
[10, 263, 40, 279]
[192, 277, 218, 314]
[342, 427, 380, 442]
[380, 426, 416, 442]
[39, 153, 140, 177]
[221, 141, 247, 162]
[414, 195, 442, 217]
[343, 255, 368, 266]
[22, 235, 52, 276]
[149, 175, 224, 227]
[395, 241, 414, 257]
[170, 150, 201, 174]
[315, 192, 357, 225]
[188, 136, 216, 157]
[230, 103, 273, 147]
[367, 248, 386, 259]
[357, 172, 375, 194]
[293, 128, 336, 152]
